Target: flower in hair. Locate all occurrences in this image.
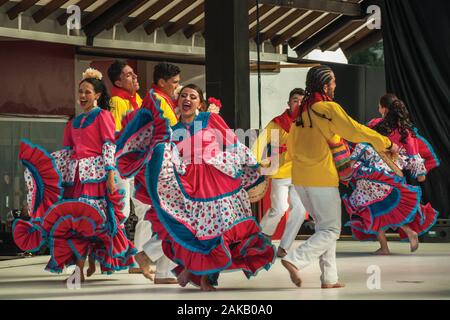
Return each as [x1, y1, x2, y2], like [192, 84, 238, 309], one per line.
[82, 68, 103, 81]
[208, 97, 222, 109]
[207, 97, 222, 114]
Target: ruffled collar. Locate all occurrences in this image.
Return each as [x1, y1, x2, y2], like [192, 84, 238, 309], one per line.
[72, 107, 102, 129]
[172, 112, 210, 138]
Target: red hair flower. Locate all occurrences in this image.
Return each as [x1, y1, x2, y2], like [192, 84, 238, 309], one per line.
[208, 97, 222, 109]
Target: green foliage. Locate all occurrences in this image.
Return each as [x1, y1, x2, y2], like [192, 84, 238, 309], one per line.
[348, 41, 384, 66]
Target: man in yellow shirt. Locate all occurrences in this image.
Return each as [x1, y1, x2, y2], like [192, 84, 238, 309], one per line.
[281, 65, 399, 289]
[253, 88, 307, 258]
[107, 60, 152, 275]
[108, 60, 143, 132]
[133, 62, 180, 284]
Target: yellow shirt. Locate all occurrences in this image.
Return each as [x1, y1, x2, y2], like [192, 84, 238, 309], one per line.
[152, 91, 178, 127]
[110, 93, 143, 132]
[252, 120, 292, 179]
[287, 101, 391, 187]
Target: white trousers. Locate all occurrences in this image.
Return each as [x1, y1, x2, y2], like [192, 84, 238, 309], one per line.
[143, 235, 175, 279]
[259, 178, 306, 251]
[117, 175, 174, 278]
[282, 186, 341, 285]
[117, 177, 152, 252]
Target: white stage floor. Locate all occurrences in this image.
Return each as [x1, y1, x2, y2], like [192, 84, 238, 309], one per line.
[1, 241, 449, 300]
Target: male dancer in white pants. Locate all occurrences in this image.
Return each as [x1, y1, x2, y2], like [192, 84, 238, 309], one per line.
[252, 88, 307, 257]
[282, 65, 397, 288]
[108, 60, 153, 275]
[108, 60, 176, 282]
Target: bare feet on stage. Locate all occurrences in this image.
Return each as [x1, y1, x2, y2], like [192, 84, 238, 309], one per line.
[200, 275, 216, 292]
[407, 231, 419, 252]
[399, 225, 419, 252]
[177, 268, 191, 287]
[128, 267, 142, 274]
[277, 247, 287, 258]
[321, 282, 345, 289]
[154, 278, 178, 284]
[281, 259, 302, 287]
[134, 251, 155, 281]
[409, 232, 419, 252]
[373, 247, 391, 255]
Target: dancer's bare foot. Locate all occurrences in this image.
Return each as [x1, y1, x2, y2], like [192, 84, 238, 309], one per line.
[86, 260, 96, 277]
[373, 248, 391, 255]
[128, 267, 142, 274]
[200, 275, 216, 291]
[281, 259, 302, 287]
[277, 247, 287, 258]
[177, 268, 191, 287]
[321, 282, 345, 289]
[154, 278, 178, 284]
[408, 231, 419, 252]
[128, 267, 155, 274]
[134, 251, 154, 280]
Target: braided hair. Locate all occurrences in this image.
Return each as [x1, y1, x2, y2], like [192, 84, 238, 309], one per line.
[296, 65, 334, 127]
[372, 93, 416, 144]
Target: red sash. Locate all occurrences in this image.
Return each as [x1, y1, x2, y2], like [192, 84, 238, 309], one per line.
[111, 86, 139, 110]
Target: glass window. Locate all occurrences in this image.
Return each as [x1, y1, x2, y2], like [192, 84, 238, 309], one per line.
[0, 118, 67, 232]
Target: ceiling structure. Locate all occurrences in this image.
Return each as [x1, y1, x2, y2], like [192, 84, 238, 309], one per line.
[0, 0, 382, 59]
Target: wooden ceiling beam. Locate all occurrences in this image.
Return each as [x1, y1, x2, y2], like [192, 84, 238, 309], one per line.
[271, 11, 323, 47]
[288, 13, 339, 50]
[258, 0, 361, 16]
[249, 6, 291, 39]
[183, 17, 204, 38]
[320, 19, 367, 51]
[82, 0, 120, 27]
[165, 2, 204, 37]
[259, 9, 306, 42]
[144, 0, 197, 35]
[33, 0, 70, 23]
[125, 0, 173, 32]
[7, 0, 39, 20]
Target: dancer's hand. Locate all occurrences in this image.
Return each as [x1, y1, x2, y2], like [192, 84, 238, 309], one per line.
[207, 104, 220, 114]
[107, 171, 116, 193]
[417, 175, 426, 182]
[386, 142, 399, 160]
[387, 142, 399, 154]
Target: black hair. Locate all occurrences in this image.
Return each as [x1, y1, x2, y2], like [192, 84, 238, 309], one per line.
[289, 88, 305, 100]
[153, 62, 181, 85]
[79, 77, 110, 111]
[372, 93, 416, 144]
[107, 59, 128, 87]
[296, 65, 334, 127]
[179, 84, 206, 111]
